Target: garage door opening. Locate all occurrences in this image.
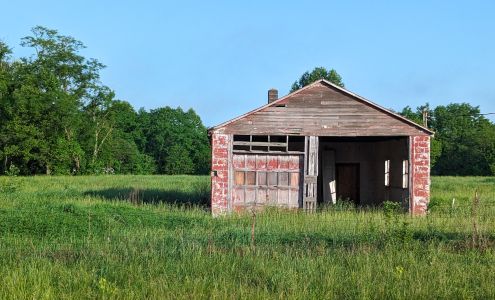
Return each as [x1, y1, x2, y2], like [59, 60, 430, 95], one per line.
[231, 135, 304, 211]
[318, 136, 410, 208]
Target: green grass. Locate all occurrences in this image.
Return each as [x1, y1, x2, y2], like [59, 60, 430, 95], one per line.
[0, 175, 494, 299]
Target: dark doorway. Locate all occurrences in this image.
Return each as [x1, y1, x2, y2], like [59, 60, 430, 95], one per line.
[336, 163, 360, 204]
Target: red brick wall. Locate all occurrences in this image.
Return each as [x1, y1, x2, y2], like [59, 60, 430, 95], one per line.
[410, 135, 430, 214]
[211, 133, 230, 216]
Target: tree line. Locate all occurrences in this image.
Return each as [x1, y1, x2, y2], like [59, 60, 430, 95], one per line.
[400, 103, 495, 176]
[1, 28, 494, 177]
[0, 26, 210, 176]
[302, 67, 495, 176]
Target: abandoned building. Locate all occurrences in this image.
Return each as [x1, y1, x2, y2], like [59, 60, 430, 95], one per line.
[208, 79, 433, 216]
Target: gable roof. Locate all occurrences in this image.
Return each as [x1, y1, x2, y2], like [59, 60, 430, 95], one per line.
[209, 79, 434, 135]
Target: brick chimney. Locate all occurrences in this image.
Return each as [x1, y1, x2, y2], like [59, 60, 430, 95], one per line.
[268, 88, 278, 103]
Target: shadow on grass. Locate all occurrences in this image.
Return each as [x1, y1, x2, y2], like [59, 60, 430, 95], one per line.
[84, 188, 210, 207]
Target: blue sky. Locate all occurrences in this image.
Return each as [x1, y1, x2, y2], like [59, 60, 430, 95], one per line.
[1, 0, 494, 126]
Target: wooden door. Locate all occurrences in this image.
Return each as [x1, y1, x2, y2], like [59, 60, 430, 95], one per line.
[336, 163, 360, 204]
[232, 154, 302, 212]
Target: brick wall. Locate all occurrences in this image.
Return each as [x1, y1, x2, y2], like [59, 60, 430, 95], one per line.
[211, 133, 230, 216]
[410, 135, 430, 214]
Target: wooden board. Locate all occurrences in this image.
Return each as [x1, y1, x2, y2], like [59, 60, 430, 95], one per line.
[303, 136, 318, 211]
[322, 149, 336, 204]
[219, 82, 428, 136]
[232, 154, 303, 211]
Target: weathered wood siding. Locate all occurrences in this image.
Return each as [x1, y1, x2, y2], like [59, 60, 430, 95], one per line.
[231, 154, 302, 211]
[217, 82, 428, 136]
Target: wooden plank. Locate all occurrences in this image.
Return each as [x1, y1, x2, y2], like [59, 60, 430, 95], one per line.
[278, 172, 289, 186]
[256, 155, 267, 170]
[322, 149, 336, 204]
[233, 141, 287, 147]
[289, 187, 299, 208]
[233, 187, 244, 204]
[232, 150, 304, 155]
[234, 171, 244, 185]
[303, 136, 318, 212]
[257, 188, 267, 204]
[290, 172, 299, 187]
[277, 189, 289, 206]
[245, 171, 256, 185]
[221, 83, 429, 137]
[267, 188, 278, 205]
[232, 152, 303, 211]
[258, 171, 267, 185]
[233, 154, 245, 169]
[245, 188, 256, 205]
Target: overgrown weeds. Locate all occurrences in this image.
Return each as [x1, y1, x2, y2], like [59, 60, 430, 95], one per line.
[0, 175, 493, 299]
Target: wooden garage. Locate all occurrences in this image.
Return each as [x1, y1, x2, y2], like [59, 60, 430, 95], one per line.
[209, 79, 433, 215]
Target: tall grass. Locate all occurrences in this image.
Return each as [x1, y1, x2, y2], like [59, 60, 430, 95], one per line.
[0, 175, 493, 299]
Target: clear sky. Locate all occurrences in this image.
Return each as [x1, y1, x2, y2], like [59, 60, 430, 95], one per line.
[1, 0, 494, 126]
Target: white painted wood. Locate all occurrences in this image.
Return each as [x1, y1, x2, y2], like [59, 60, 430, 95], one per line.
[322, 149, 336, 204]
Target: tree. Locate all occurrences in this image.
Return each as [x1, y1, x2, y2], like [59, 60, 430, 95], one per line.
[82, 85, 116, 171]
[400, 103, 495, 176]
[0, 26, 212, 176]
[432, 103, 494, 175]
[0, 41, 12, 173]
[141, 107, 210, 175]
[6, 26, 105, 174]
[290, 67, 344, 92]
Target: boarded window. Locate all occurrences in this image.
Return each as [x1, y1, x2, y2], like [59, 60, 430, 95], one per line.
[278, 172, 289, 186]
[402, 160, 409, 188]
[290, 172, 300, 187]
[267, 172, 278, 186]
[245, 171, 256, 185]
[257, 172, 267, 186]
[235, 171, 245, 185]
[384, 160, 390, 187]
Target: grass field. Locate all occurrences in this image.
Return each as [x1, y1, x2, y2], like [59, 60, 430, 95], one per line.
[0, 175, 494, 299]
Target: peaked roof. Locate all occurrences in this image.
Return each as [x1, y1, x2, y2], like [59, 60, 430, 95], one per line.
[210, 79, 434, 135]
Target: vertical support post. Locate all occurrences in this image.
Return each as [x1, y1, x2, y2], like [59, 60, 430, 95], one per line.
[303, 136, 318, 211]
[211, 132, 231, 216]
[409, 135, 430, 215]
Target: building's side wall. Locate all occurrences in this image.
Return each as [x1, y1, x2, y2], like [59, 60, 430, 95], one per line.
[409, 136, 430, 214]
[211, 132, 231, 216]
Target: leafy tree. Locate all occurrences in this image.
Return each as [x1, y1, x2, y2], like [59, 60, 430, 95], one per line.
[82, 85, 116, 170]
[399, 104, 442, 168]
[141, 107, 210, 175]
[400, 103, 495, 176]
[291, 67, 344, 92]
[432, 103, 494, 175]
[0, 26, 212, 176]
[0, 41, 12, 173]
[6, 26, 105, 174]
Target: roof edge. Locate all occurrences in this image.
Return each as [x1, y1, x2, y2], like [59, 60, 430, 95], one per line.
[208, 80, 325, 132]
[317, 79, 434, 135]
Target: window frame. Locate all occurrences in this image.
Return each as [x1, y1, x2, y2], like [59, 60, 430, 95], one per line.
[402, 160, 409, 189]
[384, 159, 390, 187]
